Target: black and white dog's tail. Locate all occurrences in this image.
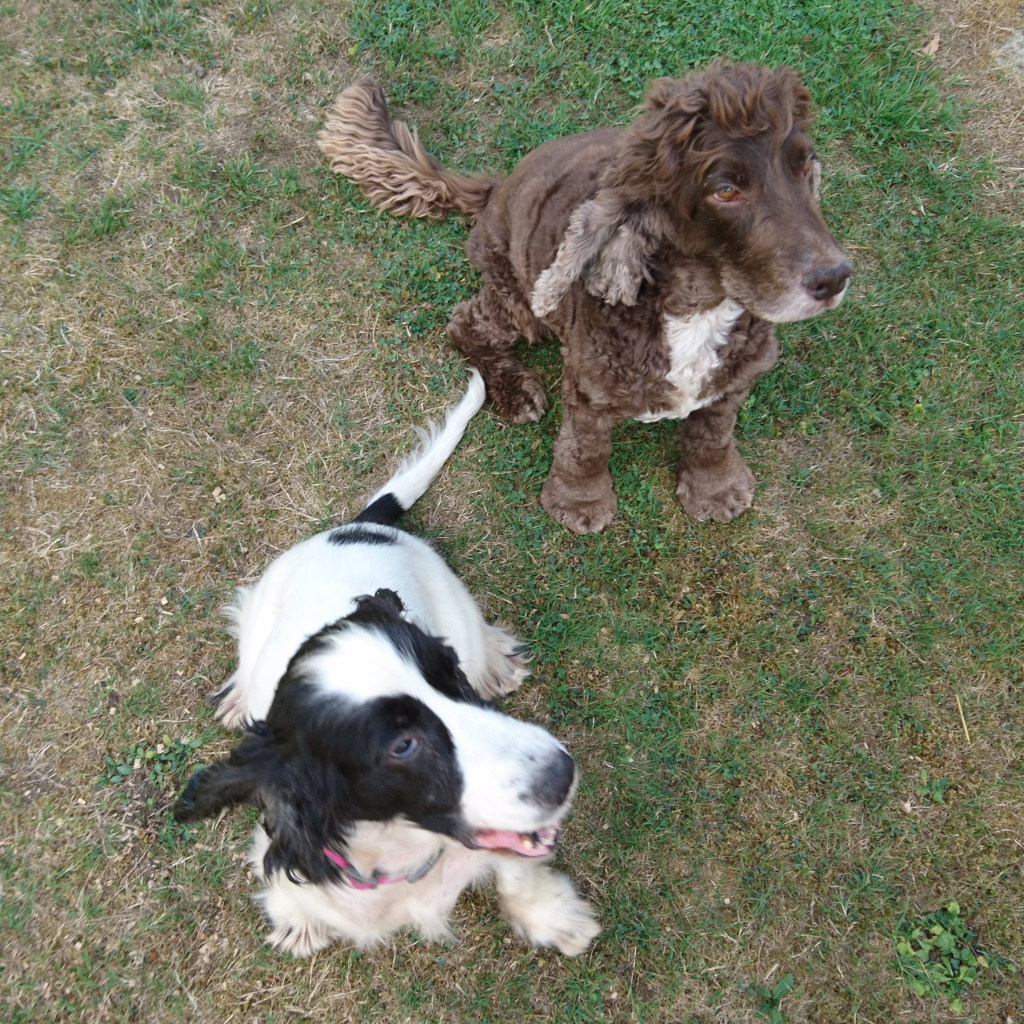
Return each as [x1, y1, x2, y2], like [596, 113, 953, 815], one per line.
[355, 370, 486, 527]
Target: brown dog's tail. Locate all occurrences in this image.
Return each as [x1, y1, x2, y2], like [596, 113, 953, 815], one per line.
[317, 82, 498, 219]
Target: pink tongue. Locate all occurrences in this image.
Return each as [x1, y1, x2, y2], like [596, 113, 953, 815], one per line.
[473, 829, 550, 857]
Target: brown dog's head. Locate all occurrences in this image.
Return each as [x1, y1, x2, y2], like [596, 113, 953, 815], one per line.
[532, 63, 851, 323]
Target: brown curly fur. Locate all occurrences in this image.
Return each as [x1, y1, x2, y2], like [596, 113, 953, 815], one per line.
[318, 63, 851, 533]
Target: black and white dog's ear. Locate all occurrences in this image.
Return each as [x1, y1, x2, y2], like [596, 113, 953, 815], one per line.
[173, 757, 262, 822]
[349, 588, 405, 622]
[257, 759, 355, 886]
[173, 725, 282, 822]
[174, 729, 353, 885]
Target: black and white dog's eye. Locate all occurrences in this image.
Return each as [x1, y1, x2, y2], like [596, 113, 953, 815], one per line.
[389, 736, 418, 760]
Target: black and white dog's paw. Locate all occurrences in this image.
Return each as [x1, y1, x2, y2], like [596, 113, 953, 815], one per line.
[501, 867, 600, 957]
[515, 892, 601, 957]
[476, 624, 531, 698]
[263, 900, 335, 958]
[210, 677, 249, 730]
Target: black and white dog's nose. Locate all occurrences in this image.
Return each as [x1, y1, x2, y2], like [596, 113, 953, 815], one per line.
[530, 749, 577, 809]
[802, 261, 852, 301]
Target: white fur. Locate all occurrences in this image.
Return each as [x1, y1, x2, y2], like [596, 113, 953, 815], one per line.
[250, 824, 480, 954]
[365, 368, 486, 510]
[297, 628, 576, 835]
[208, 374, 599, 957]
[216, 524, 527, 728]
[726, 269, 848, 324]
[249, 823, 597, 957]
[635, 299, 744, 423]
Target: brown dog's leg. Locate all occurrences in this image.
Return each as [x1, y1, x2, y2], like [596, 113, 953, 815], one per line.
[446, 286, 546, 424]
[541, 391, 618, 534]
[675, 392, 756, 522]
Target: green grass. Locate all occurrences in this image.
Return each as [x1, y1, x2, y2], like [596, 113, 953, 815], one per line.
[2, 0, 1023, 1021]
[895, 901, 1017, 1013]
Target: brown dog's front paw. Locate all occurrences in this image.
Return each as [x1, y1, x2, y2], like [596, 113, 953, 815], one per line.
[541, 475, 617, 534]
[676, 462, 755, 522]
[485, 364, 547, 423]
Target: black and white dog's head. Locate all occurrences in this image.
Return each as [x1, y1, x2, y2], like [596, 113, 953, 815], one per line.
[175, 589, 576, 886]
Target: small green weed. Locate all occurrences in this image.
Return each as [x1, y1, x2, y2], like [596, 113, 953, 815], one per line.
[98, 734, 204, 791]
[915, 769, 951, 805]
[743, 972, 795, 1023]
[97, 735, 210, 850]
[0, 183, 43, 223]
[894, 901, 1015, 1013]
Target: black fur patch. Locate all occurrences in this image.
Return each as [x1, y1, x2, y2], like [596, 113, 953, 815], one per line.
[327, 524, 397, 546]
[173, 675, 467, 885]
[354, 493, 404, 527]
[354, 588, 405, 617]
[389, 625, 489, 708]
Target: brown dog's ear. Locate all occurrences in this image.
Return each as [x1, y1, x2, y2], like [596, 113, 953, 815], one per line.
[530, 73, 714, 316]
[584, 201, 674, 306]
[643, 76, 689, 112]
[531, 191, 676, 314]
[530, 193, 622, 315]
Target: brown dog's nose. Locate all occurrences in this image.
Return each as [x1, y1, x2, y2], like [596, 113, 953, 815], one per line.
[802, 261, 852, 301]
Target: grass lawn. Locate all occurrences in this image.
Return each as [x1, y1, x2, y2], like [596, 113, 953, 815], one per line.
[2, 1, 1022, 1021]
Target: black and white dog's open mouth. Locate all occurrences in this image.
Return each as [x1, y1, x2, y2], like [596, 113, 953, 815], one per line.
[470, 823, 560, 857]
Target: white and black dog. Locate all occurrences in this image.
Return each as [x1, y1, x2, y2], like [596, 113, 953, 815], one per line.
[174, 371, 599, 957]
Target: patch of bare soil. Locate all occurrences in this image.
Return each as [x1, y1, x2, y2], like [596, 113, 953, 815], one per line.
[918, 0, 1024, 182]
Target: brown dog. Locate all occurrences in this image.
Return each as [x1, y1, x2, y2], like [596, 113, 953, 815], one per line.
[318, 63, 851, 533]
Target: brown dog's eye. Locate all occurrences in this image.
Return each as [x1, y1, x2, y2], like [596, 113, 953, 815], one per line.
[802, 154, 816, 175]
[713, 184, 742, 203]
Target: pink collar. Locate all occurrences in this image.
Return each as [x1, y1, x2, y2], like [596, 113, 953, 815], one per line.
[322, 846, 441, 890]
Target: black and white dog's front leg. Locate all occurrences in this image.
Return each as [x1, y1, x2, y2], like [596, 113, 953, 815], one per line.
[492, 856, 600, 956]
[475, 622, 531, 700]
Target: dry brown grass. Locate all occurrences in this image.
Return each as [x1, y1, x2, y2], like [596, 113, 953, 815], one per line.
[919, 0, 1024, 154]
[3, 2, 1023, 1022]
[918, 0, 1024, 219]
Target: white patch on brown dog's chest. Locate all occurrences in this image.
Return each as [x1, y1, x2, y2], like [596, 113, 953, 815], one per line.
[635, 299, 744, 423]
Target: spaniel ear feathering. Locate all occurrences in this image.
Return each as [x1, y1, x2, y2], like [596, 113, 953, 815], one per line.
[174, 372, 599, 957]
[318, 61, 852, 533]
